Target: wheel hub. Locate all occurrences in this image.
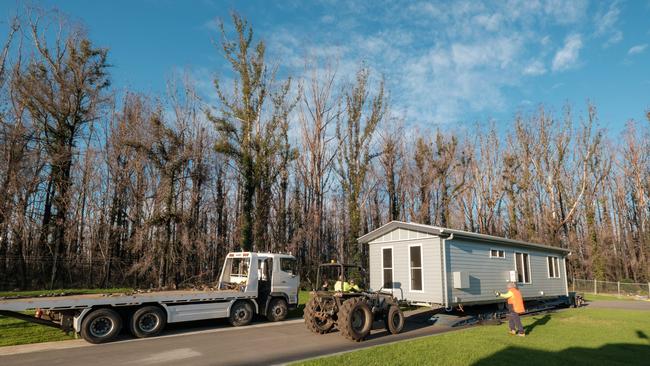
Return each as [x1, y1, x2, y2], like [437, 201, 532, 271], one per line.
[138, 313, 160, 332]
[89, 316, 114, 338]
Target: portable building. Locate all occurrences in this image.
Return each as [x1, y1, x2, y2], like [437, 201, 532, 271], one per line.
[358, 221, 570, 307]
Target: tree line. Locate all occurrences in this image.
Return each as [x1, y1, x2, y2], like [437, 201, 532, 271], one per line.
[0, 10, 648, 290]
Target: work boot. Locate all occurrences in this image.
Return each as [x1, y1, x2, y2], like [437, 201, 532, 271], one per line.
[517, 333, 526, 337]
[509, 330, 516, 335]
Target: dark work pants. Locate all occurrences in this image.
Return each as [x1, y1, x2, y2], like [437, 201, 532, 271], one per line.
[507, 311, 524, 334]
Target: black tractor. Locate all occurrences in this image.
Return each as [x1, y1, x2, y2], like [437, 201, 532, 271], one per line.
[303, 262, 405, 342]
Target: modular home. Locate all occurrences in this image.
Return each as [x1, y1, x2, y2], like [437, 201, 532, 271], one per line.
[358, 221, 570, 308]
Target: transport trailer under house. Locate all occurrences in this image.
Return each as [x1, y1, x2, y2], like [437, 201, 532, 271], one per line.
[358, 221, 571, 309]
[0, 252, 299, 343]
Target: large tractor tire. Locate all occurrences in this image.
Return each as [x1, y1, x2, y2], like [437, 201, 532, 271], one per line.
[338, 297, 373, 342]
[384, 305, 404, 334]
[304, 297, 334, 334]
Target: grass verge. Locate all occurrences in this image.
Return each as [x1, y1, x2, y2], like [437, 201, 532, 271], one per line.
[582, 293, 640, 302]
[294, 308, 650, 366]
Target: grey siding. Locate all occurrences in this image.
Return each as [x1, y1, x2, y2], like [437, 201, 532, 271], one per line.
[368, 231, 442, 304]
[445, 237, 568, 305]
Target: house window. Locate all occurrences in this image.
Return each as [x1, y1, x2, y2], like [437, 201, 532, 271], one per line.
[382, 248, 393, 288]
[409, 245, 423, 291]
[490, 249, 505, 259]
[547, 256, 560, 278]
[514, 252, 531, 283]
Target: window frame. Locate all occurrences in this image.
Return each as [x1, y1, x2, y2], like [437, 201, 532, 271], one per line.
[514, 252, 532, 284]
[547, 256, 561, 279]
[408, 244, 424, 293]
[381, 246, 395, 289]
[280, 257, 297, 276]
[489, 249, 506, 259]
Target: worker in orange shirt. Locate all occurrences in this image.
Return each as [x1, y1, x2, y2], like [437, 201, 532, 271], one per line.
[495, 282, 526, 337]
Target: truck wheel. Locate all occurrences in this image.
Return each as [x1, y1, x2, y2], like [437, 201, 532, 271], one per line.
[338, 297, 373, 342]
[304, 297, 334, 334]
[230, 301, 254, 326]
[267, 298, 288, 322]
[80, 308, 122, 344]
[130, 306, 166, 338]
[384, 305, 404, 334]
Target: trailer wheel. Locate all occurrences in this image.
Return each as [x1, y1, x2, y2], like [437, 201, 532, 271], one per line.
[129, 306, 166, 338]
[229, 301, 254, 326]
[338, 297, 373, 342]
[384, 305, 404, 334]
[304, 297, 334, 334]
[80, 308, 122, 344]
[267, 298, 288, 322]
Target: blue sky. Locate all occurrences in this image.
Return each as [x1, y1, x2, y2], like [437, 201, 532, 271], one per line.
[2, 0, 649, 135]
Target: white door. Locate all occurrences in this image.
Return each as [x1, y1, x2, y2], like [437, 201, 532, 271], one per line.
[272, 257, 299, 305]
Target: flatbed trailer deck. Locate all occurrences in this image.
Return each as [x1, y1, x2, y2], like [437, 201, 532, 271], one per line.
[0, 290, 249, 312]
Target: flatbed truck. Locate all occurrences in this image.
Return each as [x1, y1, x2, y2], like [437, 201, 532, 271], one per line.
[0, 252, 299, 343]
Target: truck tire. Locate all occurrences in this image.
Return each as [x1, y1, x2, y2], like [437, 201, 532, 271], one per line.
[80, 308, 122, 344]
[129, 306, 166, 338]
[384, 305, 404, 334]
[229, 301, 254, 326]
[304, 297, 334, 334]
[267, 298, 288, 322]
[338, 297, 372, 342]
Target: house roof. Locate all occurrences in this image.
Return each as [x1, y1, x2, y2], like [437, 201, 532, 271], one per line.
[358, 221, 570, 255]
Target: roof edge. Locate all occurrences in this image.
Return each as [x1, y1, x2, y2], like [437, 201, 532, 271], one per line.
[357, 221, 442, 243]
[359, 221, 570, 254]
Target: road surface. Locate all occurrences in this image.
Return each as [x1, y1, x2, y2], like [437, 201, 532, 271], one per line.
[3, 300, 646, 366]
[0, 309, 460, 366]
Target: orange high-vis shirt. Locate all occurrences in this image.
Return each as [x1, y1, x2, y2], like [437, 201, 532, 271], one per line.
[501, 288, 526, 313]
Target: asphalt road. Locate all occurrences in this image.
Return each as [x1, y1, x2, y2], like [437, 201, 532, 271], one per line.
[0, 309, 458, 366]
[4, 300, 646, 366]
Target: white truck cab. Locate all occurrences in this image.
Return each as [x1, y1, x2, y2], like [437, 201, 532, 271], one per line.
[0, 251, 300, 344]
[219, 252, 300, 320]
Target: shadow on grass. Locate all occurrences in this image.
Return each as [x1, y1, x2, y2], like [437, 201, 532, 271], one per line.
[473, 330, 650, 366]
[524, 314, 551, 334]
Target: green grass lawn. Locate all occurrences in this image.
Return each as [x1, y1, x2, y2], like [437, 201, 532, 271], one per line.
[583, 293, 640, 302]
[0, 289, 311, 347]
[295, 308, 650, 366]
[0, 312, 76, 347]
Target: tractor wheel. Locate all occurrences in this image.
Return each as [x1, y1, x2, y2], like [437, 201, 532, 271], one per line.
[304, 297, 334, 334]
[384, 305, 404, 335]
[338, 297, 373, 342]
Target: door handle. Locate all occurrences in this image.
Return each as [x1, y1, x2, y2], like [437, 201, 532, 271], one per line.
[281, 281, 287, 284]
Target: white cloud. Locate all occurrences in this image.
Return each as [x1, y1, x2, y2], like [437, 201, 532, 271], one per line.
[205, 0, 595, 126]
[543, 0, 588, 24]
[594, 2, 623, 47]
[523, 60, 546, 75]
[552, 34, 583, 71]
[628, 44, 648, 55]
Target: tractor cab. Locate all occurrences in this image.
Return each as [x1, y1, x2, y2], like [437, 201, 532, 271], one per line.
[314, 262, 367, 293]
